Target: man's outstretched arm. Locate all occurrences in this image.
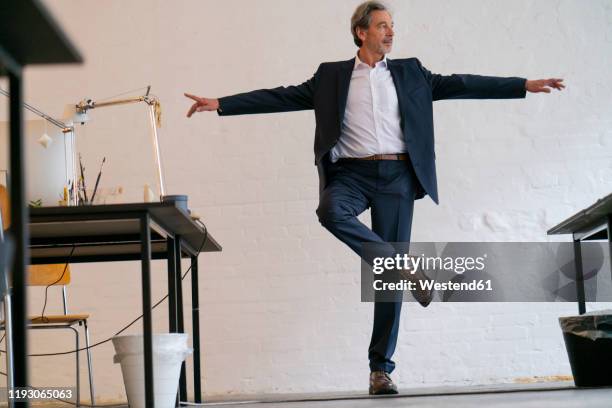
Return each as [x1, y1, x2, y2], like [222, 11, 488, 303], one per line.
[415, 58, 565, 101]
[185, 69, 319, 118]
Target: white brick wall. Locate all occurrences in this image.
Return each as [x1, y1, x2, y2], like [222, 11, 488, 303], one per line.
[0, 0, 610, 401]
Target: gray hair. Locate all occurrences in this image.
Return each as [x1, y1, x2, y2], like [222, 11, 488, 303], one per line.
[351, 1, 390, 47]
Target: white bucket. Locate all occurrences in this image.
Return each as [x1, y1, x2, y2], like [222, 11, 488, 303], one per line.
[112, 334, 192, 408]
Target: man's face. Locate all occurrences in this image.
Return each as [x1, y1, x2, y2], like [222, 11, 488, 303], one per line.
[358, 10, 394, 55]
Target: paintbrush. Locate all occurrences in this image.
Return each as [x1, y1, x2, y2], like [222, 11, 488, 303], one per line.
[79, 154, 88, 204]
[90, 157, 106, 204]
[77, 178, 84, 205]
[68, 180, 73, 204]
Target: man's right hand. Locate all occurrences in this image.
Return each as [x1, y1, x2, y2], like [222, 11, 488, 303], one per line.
[184, 93, 220, 117]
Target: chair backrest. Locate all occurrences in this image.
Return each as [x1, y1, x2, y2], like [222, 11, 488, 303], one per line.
[0, 184, 9, 230]
[28, 264, 71, 286]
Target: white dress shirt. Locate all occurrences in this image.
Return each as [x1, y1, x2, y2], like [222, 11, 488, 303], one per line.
[330, 54, 405, 162]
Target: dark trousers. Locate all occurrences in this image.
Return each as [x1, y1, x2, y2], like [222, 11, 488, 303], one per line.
[316, 159, 418, 374]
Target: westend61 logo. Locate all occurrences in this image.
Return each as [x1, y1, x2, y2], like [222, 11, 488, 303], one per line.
[372, 253, 487, 275]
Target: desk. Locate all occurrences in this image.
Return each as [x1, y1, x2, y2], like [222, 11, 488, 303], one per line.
[548, 192, 612, 314]
[29, 203, 221, 405]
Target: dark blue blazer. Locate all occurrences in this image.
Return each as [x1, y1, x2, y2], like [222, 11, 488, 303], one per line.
[218, 57, 527, 204]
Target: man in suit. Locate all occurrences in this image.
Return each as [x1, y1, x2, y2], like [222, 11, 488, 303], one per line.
[185, 1, 564, 395]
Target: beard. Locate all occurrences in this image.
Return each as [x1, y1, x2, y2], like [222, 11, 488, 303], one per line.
[369, 39, 392, 55]
[377, 43, 392, 55]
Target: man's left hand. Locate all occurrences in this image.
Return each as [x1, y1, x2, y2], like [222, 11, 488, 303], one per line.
[526, 78, 565, 93]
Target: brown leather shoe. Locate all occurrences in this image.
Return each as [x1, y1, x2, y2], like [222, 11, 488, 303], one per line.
[399, 258, 434, 307]
[369, 371, 398, 395]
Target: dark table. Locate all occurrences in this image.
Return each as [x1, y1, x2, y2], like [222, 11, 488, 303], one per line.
[548, 192, 612, 314]
[29, 202, 222, 405]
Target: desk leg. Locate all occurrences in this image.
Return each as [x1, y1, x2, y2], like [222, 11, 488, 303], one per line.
[140, 213, 155, 408]
[191, 256, 202, 403]
[573, 239, 586, 315]
[175, 237, 188, 403]
[9, 71, 30, 408]
[167, 237, 177, 333]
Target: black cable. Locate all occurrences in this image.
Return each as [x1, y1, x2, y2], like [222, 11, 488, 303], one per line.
[39, 245, 75, 321]
[0, 226, 209, 357]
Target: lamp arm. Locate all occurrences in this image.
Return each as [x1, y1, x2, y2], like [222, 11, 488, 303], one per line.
[0, 87, 73, 133]
[77, 95, 158, 112]
[76, 94, 160, 127]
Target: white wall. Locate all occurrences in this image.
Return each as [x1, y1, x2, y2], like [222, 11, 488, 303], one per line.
[1, 0, 611, 402]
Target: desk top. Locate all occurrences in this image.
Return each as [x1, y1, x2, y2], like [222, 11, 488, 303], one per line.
[547, 192, 612, 237]
[0, 0, 82, 74]
[0, 0, 83, 66]
[29, 202, 221, 264]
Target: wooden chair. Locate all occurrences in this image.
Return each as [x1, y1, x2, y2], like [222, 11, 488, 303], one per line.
[0, 233, 12, 382]
[0, 184, 95, 406]
[0, 193, 15, 400]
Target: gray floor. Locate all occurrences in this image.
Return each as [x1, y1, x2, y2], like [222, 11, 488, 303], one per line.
[201, 389, 612, 408]
[30, 382, 612, 407]
[196, 384, 612, 408]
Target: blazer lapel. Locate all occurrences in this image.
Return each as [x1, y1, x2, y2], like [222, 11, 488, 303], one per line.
[388, 58, 421, 118]
[337, 58, 354, 126]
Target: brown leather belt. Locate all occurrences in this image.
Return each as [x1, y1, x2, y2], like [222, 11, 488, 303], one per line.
[338, 154, 408, 161]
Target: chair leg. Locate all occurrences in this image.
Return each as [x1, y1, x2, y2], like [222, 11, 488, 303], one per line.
[3, 295, 15, 408]
[69, 326, 80, 407]
[83, 320, 95, 405]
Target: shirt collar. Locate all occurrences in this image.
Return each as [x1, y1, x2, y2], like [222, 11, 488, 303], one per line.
[354, 52, 388, 70]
